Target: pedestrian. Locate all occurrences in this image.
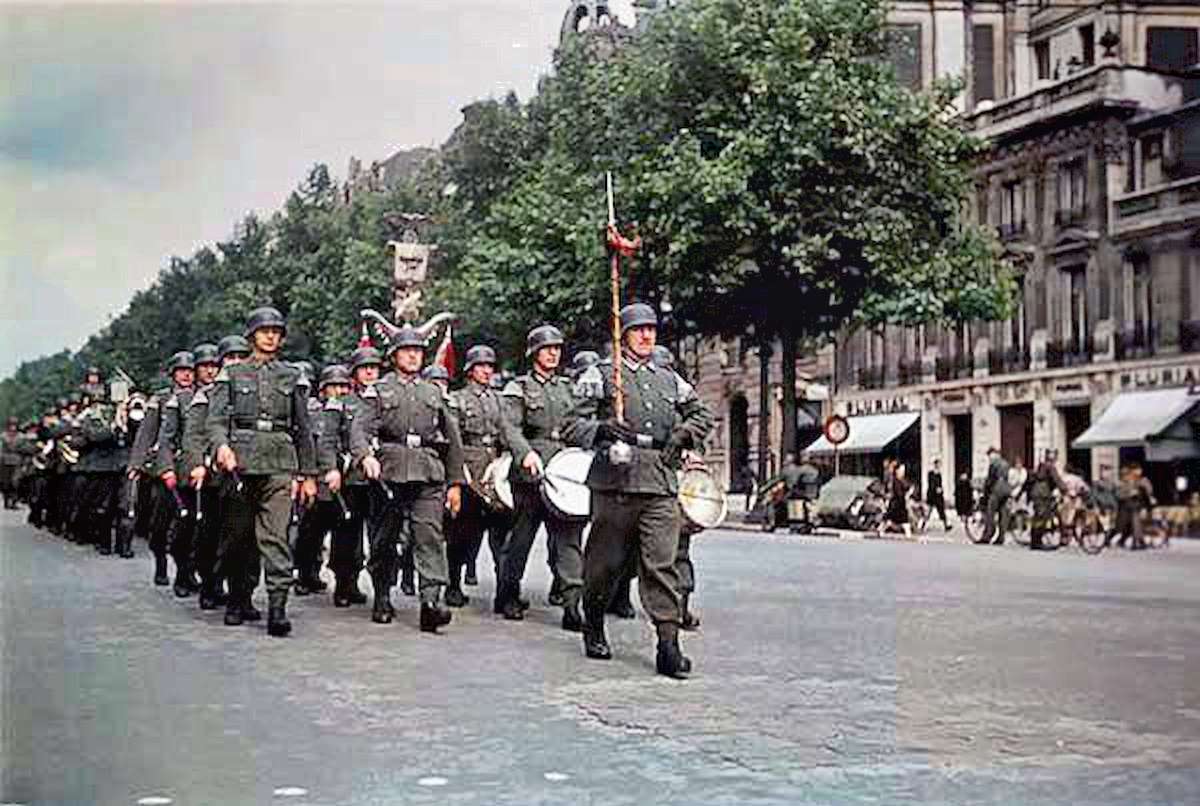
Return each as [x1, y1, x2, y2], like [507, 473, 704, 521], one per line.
[878, 461, 913, 539]
[926, 458, 949, 529]
[565, 302, 714, 679]
[977, 447, 1012, 545]
[1027, 449, 1067, 551]
[1092, 464, 1119, 537]
[349, 325, 464, 631]
[1112, 463, 1155, 550]
[445, 344, 529, 613]
[207, 307, 319, 637]
[499, 324, 588, 630]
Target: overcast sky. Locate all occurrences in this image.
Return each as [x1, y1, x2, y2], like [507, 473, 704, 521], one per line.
[0, 0, 636, 378]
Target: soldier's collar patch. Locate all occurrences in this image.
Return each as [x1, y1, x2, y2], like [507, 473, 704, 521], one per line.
[361, 386, 379, 399]
[165, 396, 180, 409]
[324, 399, 344, 411]
[190, 390, 209, 406]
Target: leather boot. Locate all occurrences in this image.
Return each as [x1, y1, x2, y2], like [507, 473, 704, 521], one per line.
[116, 527, 135, 558]
[400, 570, 416, 597]
[445, 586, 469, 608]
[224, 585, 244, 626]
[656, 636, 691, 679]
[420, 601, 452, 633]
[174, 561, 196, 598]
[347, 575, 368, 605]
[267, 590, 291, 637]
[153, 553, 170, 586]
[241, 594, 262, 622]
[97, 524, 113, 555]
[547, 577, 565, 607]
[561, 599, 584, 633]
[372, 576, 393, 624]
[333, 578, 352, 608]
[583, 607, 612, 660]
[199, 580, 219, 610]
[463, 562, 478, 587]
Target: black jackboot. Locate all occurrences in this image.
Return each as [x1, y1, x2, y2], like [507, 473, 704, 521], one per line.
[224, 584, 244, 626]
[561, 599, 585, 633]
[420, 600, 452, 633]
[267, 590, 291, 637]
[583, 606, 612, 660]
[680, 595, 701, 631]
[372, 576, 393, 624]
[153, 553, 170, 586]
[656, 636, 692, 679]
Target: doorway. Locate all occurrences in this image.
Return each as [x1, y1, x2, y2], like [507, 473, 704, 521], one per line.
[999, 403, 1034, 471]
[949, 413, 973, 483]
[1061, 405, 1092, 481]
[728, 394, 750, 492]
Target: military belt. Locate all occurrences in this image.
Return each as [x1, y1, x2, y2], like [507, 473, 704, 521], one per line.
[464, 434, 497, 448]
[232, 418, 290, 432]
[381, 434, 426, 449]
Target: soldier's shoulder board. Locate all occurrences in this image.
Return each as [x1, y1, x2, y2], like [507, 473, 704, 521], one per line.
[189, 390, 208, 407]
[501, 378, 524, 398]
[360, 385, 379, 399]
[164, 395, 180, 409]
[324, 399, 343, 412]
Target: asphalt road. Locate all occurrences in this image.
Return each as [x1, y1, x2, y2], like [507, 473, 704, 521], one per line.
[2, 509, 1199, 806]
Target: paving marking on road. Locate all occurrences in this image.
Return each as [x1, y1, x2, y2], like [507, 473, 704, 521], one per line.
[417, 776, 449, 787]
[543, 772, 571, 782]
[273, 786, 308, 797]
[135, 798, 173, 805]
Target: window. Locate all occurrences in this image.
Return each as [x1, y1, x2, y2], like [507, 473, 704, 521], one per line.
[1133, 255, 1153, 344]
[1126, 140, 1138, 192]
[1142, 133, 1165, 187]
[1011, 275, 1027, 351]
[885, 25, 923, 91]
[1035, 40, 1051, 81]
[1067, 266, 1089, 354]
[973, 25, 996, 103]
[976, 184, 989, 226]
[1001, 179, 1025, 235]
[1057, 159, 1087, 223]
[1079, 24, 1095, 68]
[1147, 27, 1199, 71]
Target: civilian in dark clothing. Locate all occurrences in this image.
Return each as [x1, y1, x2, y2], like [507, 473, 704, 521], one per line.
[926, 459, 949, 529]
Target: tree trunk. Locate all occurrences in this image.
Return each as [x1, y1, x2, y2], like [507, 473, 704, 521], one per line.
[780, 329, 798, 467]
[756, 340, 772, 483]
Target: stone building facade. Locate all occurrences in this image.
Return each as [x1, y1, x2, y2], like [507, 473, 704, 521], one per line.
[828, 2, 1200, 501]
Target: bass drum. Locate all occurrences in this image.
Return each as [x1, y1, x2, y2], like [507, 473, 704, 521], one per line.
[540, 448, 594, 521]
[478, 453, 514, 511]
[678, 466, 728, 529]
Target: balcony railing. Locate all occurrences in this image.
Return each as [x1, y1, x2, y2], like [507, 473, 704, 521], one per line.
[1054, 207, 1088, 227]
[997, 221, 1028, 240]
[897, 359, 923, 387]
[1114, 324, 1158, 361]
[1046, 337, 1094, 369]
[1181, 320, 1200, 354]
[934, 354, 974, 382]
[987, 346, 1032, 376]
[1112, 175, 1200, 237]
[857, 366, 886, 390]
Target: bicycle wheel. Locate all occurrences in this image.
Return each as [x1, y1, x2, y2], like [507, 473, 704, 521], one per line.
[1011, 511, 1032, 547]
[964, 511, 984, 543]
[1076, 514, 1105, 555]
[1144, 519, 1170, 549]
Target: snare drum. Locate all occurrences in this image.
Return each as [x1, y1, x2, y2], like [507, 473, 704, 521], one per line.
[475, 453, 513, 511]
[677, 466, 728, 529]
[540, 448, 594, 521]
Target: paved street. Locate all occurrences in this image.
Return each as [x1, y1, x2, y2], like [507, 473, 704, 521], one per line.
[2, 509, 1199, 806]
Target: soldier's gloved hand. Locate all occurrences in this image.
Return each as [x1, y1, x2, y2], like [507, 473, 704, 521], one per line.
[189, 466, 206, 489]
[522, 451, 544, 478]
[596, 418, 637, 445]
[160, 470, 178, 490]
[662, 429, 694, 466]
[296, 477, 317, 506]
[325, 469, 342, 493]
[215, 444, 238, 473]
[446, 484, 462, 517]
[362, 455, 382, 480]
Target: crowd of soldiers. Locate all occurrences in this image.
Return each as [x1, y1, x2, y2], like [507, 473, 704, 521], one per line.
[0, 302, 713, 679]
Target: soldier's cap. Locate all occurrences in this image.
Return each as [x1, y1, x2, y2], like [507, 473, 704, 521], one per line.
[350, 346, 384, 370]
[387, 326, 427, 352]
[651, 345, 675, 370]
[217, 335, 251, 360]
[526, 324, 565, 357]
[421, 365, 449, 382]
[619, 302, 657, 333]
[319, 364, 352, 389]
[192, 343, 220, 366]
[464, 344, 497, 372]
[244, 306, 287, 338]
[167, 351, 196, 372]
[86, 365, 101, 376]
[571, 350, 600, 371]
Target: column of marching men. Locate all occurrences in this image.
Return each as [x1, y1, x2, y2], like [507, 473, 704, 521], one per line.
[0, 302, 714, 678]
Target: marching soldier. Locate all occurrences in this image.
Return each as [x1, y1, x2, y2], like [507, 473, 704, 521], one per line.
[565, 303, 713, 679]
[157, 348, 213, 597]
[27, 408, 60, 529]
[59, 393, 89, 542]
[445, 345, 529, 611]
[349, 326, 464, 631]
[295, 364, 353, 597]
[323, 345, 384, 607]
[207, 307, 318, 637]
[75, 390, 129, 555]
[1, 417, 21, 509]
[499, 325, 586, 630]
[111, 391, 148, 559]
[129, 351, 195, 585]
[179, 342, 228, 608]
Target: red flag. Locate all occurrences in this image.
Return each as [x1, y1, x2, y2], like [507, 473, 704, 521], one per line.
[357, 322, 373, 348]
[434, 324, 456, 378]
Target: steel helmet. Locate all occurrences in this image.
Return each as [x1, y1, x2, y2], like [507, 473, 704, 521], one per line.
[217, 335, 251, 361]
[619, 302, 657, 333]
[192, 343, 220, 366]
[167, 351, 196, 372]
[244, 306, 287, 338]
[350, 346, 384, 370]
[464, 345, 498, 371]
[526, 325, 565, 357]
[319, 364, 352, 389]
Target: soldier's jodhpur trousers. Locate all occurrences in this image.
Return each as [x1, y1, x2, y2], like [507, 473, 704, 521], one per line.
[502, 481, 584, 607]
[584, 491, 682, 627]
[219, 475, 294, 597]
[368, 481, 447, 606]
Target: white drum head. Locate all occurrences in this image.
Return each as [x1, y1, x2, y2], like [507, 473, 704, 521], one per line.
[541, 448, 594, 521]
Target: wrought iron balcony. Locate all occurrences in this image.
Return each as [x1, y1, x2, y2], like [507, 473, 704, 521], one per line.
[857, 366, 886, 390]
[1046, 337, 1094, 369]
[897, 359, 924, 387]
[934, 354, 974, 382]
[1114, 324, 1158, 361]
[1180, 320, 1200, 355]
[987, 346, 1032, 376]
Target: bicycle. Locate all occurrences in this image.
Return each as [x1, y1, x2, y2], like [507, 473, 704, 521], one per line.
[1033, 496, 1106, 555]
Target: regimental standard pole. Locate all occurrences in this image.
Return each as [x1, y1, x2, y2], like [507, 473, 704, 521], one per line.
[607, 171, 625, 424]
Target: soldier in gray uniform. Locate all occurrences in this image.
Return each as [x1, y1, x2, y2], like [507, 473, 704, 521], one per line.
[565, 303, 714, 679]
[1, 417, 21, 509]
[445, 345, 530, 610]
[158, 346, 218, 597]
[350, 326, 464, 632]
[76, 391, 131, 555]
[207, 307, 318, 637]
[295, 364, 352, 596]
[500, 325, 586, 629]
[180, 342, 229, 608]
[129, 351, 195, 586]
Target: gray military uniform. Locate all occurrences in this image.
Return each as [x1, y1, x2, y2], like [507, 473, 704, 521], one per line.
[565, 356, 713, 628]
[349, 374, 465, 606]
